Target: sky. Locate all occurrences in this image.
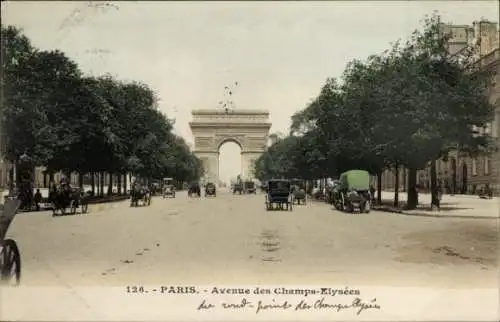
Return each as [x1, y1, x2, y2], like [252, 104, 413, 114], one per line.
[2, 1, 498, 183]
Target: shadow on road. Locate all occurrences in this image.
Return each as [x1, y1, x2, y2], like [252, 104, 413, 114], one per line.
[394, 222, 498, 268]
[259, 229, 282, 262]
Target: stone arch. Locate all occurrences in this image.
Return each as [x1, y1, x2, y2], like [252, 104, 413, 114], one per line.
[217, 137, 243, 184]
[189, 109, 271, 184]
[216, 137, 243, 151]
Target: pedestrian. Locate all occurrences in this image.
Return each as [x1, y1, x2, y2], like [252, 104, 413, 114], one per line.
[34, 189, 42, 211]
[434, 184, 442, 211]
[370, 185, 376, 203]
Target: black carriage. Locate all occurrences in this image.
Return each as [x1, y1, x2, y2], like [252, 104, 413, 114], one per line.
[290, 179, 307, 205]
[265, 179, 293, 211]
[188, 182, 201, 197]
[233, 181, 243, 194]
[150, 181, 162, 196]
[50, 185, 89, 216]
[130, 184, 152, 207]
[162, 177, 176, 198]
[205, 182, 216, 197]
[244, 181, 257, 194]
[1, 198, 22, 286]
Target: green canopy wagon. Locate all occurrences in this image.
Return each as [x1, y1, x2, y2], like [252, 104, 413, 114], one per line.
[332, 170, 371, 213]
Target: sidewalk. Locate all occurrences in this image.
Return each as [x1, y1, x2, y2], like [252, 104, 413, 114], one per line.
[1, 185, 121, 199]
[373, 191, 499, 220]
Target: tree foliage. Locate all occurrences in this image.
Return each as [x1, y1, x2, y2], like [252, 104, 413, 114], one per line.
[1, 25, 202, 183]
[255, 13, 496, 208]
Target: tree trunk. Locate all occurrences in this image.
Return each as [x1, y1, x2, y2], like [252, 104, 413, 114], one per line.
[376, 171, 382, 205]
[99, 172, 104, 197]
[393, 164, 399, 207]
[430, 159, 439, 208]
[91, 172, 95, 195]
[117, 174, 122, 194]
[78, 173, 83, 189]
[406, 167, 418, 210]
[123, 173, 128, 194]
[14, 159, 20, 188]
[96, 172, 99, 195]
[402, 168, 407, 192]
[107, 172, 113, 196]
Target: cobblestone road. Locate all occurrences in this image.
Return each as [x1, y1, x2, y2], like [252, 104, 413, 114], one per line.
[5, 190, 498, 288]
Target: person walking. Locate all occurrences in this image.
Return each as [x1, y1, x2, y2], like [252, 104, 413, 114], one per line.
[34, 189, 42, 211]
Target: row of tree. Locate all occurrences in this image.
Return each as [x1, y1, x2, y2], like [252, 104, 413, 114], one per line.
[1, 25, 204, 192]
[254, 14, 497, 209]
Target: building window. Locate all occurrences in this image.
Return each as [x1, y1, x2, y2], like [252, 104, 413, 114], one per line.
[484, 157, 490, 175]
[472, 158, 477, 176]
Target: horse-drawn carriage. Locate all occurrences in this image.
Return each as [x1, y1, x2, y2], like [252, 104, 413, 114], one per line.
[265, 179, 293, 211]
[130, 184, 152, 207]
[290, 179, 307, 205]
[0, 198, 22, 285]
[205, 182, 216, 197]
[162, 177, 176, 198]
[233, 181, 243, 194]
[331, 170, 371, 213]
[188, 182, 201, 197]
[50, 185, 89, 216]
[244, 180, 257, 194]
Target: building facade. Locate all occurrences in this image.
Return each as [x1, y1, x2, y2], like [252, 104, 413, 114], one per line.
[381, 20, 500, 195]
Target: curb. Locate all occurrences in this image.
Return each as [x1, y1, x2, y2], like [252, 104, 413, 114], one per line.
[372, 206, 499, 220]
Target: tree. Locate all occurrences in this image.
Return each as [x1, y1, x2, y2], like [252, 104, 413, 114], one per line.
[1, 24, 205, 193]
[1, 26, 57, 170]
[255, 13, 496, 209]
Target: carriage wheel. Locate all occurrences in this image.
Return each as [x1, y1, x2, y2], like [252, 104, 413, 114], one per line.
[0, 239, 21, 286]
[340, 194, 345, 211]
[70, 201, 77, 214]
[81, 202, 88, 214]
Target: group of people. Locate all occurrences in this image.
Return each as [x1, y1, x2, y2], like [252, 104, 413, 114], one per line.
[15, 178, 72, 211]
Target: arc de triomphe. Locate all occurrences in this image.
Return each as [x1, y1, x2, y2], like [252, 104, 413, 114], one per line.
[189, 109, 271, 184]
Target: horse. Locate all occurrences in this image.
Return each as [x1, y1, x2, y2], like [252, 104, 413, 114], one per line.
[130, 184, 151, 207]
[50, 185, 88, 215]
